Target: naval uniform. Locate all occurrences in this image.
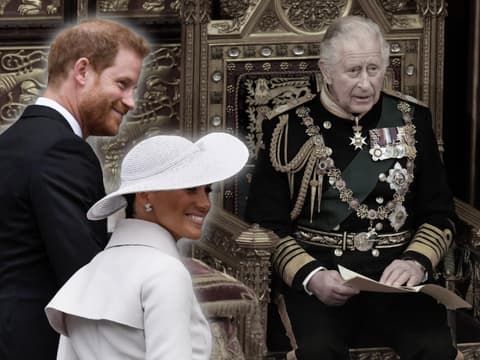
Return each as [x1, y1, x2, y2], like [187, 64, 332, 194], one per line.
[245, 88, 458, 359]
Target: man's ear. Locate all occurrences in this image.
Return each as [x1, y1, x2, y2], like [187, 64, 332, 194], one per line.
[73, 57, 91, 85]
[319, 62, 332, 85]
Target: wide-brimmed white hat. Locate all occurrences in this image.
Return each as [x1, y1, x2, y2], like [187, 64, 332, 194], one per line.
[87, 132, 249, 220]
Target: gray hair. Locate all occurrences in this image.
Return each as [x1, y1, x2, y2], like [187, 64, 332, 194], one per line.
[319, 16, 390, 70]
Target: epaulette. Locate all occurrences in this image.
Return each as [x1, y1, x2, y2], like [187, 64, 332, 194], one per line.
[265, 93, 317, 120]
[382, 88, 428, 108]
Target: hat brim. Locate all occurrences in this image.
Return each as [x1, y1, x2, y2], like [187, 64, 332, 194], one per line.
[87, 133, 248, 220]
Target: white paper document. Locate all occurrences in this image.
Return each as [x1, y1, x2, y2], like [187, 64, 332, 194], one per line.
[338, 265, 472, 310]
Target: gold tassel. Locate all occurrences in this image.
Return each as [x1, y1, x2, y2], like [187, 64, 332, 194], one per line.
[317, 173, 323, 213]
[309, 179, 318, 223]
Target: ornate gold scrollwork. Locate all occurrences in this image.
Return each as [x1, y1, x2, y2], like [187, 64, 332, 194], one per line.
[0, 49, 47, 131]
[0, 0, 60, 16]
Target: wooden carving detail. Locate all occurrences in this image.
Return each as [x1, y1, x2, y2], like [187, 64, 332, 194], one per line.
[219, 0, 252, 18]
[198, 0, 212, 23]
[211, 0, 258, 33]
[98, 0, 179, 15]
[99, 0, 129, 12]
[280, 0, 347, 33]
[142, 0, 166, 13]
[0, 0, 61, 16]
[0, 48, 47, 133]
[377, 0, 421, 28]
[256, 9, 282, 33]
[379, 0, 413, 13]
[417, 0, 446, 16]
[0, 0, 12, 14]
[179, 0, 196, 23]
[179, 0, 211, 24]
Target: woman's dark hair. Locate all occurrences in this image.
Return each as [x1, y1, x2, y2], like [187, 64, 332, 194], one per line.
[124, 193, 136, 218]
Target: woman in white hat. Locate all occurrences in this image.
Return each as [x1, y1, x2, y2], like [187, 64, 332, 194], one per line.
[44, 133, 249, 360]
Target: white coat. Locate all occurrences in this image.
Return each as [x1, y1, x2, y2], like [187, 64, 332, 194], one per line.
[45, 218, 212, 359]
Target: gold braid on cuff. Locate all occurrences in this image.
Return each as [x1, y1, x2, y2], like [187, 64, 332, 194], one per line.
[405, 223, 453, 268]
[272, 236, 317, 287]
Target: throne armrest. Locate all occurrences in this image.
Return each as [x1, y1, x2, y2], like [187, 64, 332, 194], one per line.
[454, 199, 480, 321]
[192, 205, 278, 359]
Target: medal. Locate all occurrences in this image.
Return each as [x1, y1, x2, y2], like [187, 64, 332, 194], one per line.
[349, 116, 367, 150]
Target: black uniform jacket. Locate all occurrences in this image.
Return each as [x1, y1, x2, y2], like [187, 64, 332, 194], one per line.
[0, 105, 108, 359]
[245, 91, 456, 291]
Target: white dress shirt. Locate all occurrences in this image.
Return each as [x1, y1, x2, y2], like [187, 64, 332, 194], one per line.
[46, 218, 212, 359]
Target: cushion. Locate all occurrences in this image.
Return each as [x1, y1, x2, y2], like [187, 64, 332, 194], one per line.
[182, 257, 258, 318]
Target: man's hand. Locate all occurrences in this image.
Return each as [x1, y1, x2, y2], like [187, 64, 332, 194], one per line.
[379, 259, 425, 287]
[307, 270, 360, 306]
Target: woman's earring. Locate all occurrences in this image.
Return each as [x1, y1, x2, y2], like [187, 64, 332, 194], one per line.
[144, 203, 153, 212]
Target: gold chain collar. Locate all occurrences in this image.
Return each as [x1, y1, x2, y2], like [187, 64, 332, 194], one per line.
[269, 96, 417, 231]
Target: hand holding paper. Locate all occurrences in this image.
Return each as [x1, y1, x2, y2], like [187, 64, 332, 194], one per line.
[338, 265, 471, 310]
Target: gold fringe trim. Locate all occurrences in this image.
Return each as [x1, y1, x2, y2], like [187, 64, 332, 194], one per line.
[200, 299, 256, 318]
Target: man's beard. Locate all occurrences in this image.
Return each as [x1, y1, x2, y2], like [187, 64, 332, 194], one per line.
[79, 89, 119, 137]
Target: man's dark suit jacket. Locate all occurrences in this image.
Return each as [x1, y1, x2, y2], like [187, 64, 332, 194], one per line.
[0, 105, 108, 359]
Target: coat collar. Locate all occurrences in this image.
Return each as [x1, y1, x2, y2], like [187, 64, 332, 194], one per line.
[22, 105, 73, 132]
[35, 97, 82, 137]
[107, 218, 180, 259]
[45, 218, 183, 334]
